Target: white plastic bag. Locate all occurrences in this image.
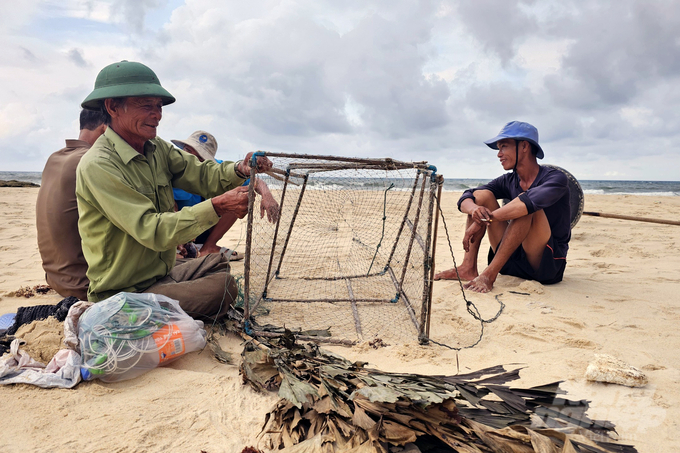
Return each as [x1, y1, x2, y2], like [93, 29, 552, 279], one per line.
[78, 292, 207, 382]
[0, 340, 82, 388]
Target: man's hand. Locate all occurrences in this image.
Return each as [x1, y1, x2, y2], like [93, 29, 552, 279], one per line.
[260, 193, 279, 223]
[463, 221, 486, 252]
[470, 205, 493, 224]
[252, 178, 279, 223]
[237, 152, 273, 176]
[211, 186, 250, 218]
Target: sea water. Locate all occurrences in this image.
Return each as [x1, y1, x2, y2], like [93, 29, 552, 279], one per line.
[1, 171, 678, 196]
[0, 171, 42, 186]
[441, 178, 680, 197]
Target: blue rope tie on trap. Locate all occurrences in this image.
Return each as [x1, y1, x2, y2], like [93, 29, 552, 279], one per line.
[243, 320, 254, 336]
[251, 151, 266, 168]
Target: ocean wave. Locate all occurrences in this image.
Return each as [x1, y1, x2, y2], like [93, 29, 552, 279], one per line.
[583, 190, 678, 197]
[0, 171, 42, 185]
[440, 186, 679, 196]
[2, 171, 678, 197]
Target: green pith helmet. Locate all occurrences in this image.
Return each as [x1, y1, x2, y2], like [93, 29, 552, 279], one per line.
[81, 60, 176, 110]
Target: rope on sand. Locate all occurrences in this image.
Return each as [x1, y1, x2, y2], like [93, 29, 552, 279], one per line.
[428, 195, 505, 351]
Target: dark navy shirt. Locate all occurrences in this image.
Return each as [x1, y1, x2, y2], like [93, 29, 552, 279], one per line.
[457, 166, 571, 258]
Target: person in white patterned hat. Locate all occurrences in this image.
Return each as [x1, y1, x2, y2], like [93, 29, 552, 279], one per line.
[171, 130, 218, 162]
[172, 130, 279, 258]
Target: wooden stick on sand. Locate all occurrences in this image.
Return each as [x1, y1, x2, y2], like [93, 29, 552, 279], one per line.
[583, 211, 680, 226]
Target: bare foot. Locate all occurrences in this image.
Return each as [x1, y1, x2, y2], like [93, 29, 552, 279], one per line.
[198, 244, 222, 257]
[463, 273, 495, 293]
[434, 266, 478, 281]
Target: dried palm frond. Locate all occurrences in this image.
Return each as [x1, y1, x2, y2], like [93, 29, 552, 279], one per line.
[240, 335, 637, 453]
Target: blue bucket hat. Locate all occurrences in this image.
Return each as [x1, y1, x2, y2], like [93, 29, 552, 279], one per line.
[484, 121, 544, 159]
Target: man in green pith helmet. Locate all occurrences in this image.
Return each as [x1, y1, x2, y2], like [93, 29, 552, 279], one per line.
[76, 60, 276, 320]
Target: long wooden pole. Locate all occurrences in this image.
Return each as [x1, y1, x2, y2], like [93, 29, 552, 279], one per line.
[582, 211, 680, 226]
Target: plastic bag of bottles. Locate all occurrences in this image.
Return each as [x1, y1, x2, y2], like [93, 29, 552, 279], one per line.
[78, 292, 207, 382]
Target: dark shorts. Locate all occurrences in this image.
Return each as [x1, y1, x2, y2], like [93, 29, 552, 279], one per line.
[488, 236, 566, 285]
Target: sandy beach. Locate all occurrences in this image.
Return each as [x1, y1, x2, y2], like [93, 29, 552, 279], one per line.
[1, 187, 679, 452]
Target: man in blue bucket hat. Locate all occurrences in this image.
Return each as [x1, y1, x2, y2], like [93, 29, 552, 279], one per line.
[434, 121, 571, 293]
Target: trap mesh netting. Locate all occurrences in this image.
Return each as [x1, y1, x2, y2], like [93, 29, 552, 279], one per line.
[242, 153, 441, 344]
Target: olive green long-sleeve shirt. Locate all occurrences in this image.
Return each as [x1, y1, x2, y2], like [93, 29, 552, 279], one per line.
[76, 127, 244, 301]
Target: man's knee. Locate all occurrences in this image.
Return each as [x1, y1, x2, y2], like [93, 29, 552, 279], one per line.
[191, 271, 238, 319]
[529, 209, 551, 235]
[509, 210, 550, 238]
[521, 210, 551, 265]
[144, 268, 238, 320]
[472, 190, 500, 209]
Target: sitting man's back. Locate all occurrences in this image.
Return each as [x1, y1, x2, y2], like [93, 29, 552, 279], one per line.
[36, 109, 106, 300]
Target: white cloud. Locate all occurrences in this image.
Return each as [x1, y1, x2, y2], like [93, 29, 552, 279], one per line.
[0, 103, 41, 140]
[0, 0, 679, 181]
[620, 107, 656, 129]
[0, 0, 42, 30]
[60, 0, 113, 23]
[343, 96, 365, 128]
[514, 37, 572, 84]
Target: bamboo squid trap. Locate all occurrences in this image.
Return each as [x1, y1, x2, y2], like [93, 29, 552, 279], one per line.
[243, 153, 441, 344]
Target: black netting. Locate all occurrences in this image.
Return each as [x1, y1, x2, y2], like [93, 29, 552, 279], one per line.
[6, 296, 79, 336]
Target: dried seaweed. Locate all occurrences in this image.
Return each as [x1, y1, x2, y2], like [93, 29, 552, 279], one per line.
[240, 335, 637, 453]
[6, 284, 54, 298]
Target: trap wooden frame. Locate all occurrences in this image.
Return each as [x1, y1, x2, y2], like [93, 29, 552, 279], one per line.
[242, 152, 443, 344]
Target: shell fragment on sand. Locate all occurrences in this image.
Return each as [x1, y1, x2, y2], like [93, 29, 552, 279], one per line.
[585, 354, 648, 387]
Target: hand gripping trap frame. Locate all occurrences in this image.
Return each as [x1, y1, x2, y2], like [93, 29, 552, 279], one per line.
[242, 152, 443, 345]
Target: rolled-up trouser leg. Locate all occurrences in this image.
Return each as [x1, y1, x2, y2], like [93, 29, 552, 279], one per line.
[143, 254, 238, 321]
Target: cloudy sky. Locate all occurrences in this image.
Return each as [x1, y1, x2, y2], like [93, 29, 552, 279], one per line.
[2, 0, 679, 180]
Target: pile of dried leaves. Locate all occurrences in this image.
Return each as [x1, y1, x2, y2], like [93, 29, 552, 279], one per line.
[240, 334, 637, 453]
[7, 285, 53, 298]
